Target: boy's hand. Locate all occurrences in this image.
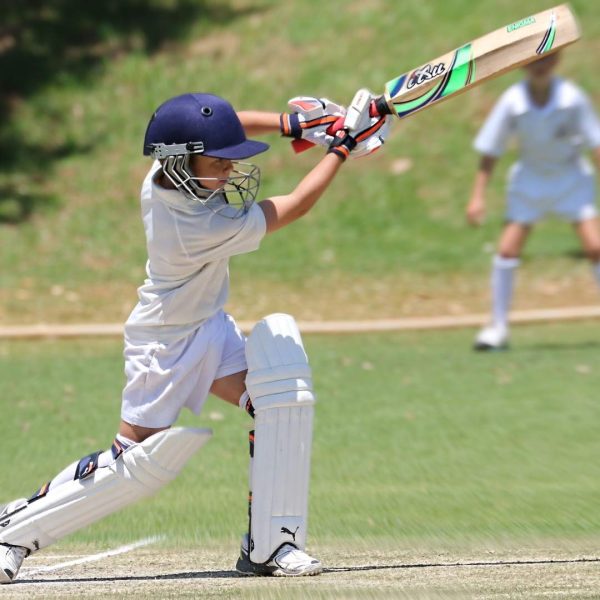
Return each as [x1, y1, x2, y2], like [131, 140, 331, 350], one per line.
[466, 193, 486, 226]
[280, 97, 346, 148]
[327, 89, 391, 161]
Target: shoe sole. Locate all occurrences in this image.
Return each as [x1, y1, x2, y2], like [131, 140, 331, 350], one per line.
[236, 565, 322, 577]
[473, 342, 509, 352]
[236, 555, 322, 577]
[272, 565, 323, 577]
[235, 555, 276, 577]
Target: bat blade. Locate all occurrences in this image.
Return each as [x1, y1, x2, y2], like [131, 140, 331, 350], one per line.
[383, 4, 580, 119]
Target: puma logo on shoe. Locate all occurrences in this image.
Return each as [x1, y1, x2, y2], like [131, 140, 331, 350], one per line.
[280, 526, 299, 542]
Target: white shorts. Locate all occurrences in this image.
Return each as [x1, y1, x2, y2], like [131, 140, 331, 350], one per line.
[506, 163, 597, 224]
[121, 311, 247, 428]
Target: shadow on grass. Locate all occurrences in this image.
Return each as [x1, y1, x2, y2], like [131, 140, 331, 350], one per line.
[523, 340, 600, 352]
[0, 188, 58, 224]
[0, 139, 92, 223]
[17, 556, 600, 584]
[0, 0, 261, 222]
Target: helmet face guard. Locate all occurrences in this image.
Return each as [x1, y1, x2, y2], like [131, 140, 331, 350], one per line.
[161, 152, 261, 219]
[143, 93, 269, 218]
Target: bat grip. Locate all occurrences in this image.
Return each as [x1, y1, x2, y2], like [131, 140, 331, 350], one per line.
[370, 95, 393, 117]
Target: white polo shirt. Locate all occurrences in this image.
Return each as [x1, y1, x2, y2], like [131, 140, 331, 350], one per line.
[125, 161, 266, 342]
[474, 78, 600, 175]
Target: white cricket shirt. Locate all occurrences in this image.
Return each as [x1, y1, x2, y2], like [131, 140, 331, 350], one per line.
[474, 78, 600, 175]
[125, 161, 266, 342]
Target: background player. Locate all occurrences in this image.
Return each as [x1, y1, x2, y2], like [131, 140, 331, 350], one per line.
[466, 52, 600, 350]
[0, 92, 391, 582]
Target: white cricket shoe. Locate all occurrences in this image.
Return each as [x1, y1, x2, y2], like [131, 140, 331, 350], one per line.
[0, 544, 28, 584]
[236, 534, 322, 576]
[474, 324, 509, 351]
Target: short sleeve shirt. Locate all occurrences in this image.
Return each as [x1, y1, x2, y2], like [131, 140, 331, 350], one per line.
[474, 78, 600, 174]
[125, 161, 266, 341]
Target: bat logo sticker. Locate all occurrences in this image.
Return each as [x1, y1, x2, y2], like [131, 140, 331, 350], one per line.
[407, 63, 447, 89]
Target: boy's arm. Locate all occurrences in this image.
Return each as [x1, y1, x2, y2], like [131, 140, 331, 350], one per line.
[258, 89, 390, 233]
[238, 97, 345, 143]
[466, 90, 513, 226]
[466, 155, 497, 226]
[237, 111, 281, 137]
[259, 153, 344, 233]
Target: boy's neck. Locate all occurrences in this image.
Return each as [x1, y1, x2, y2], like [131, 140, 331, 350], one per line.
[527, 77, 554, 108]
[156, 169, 176, 190]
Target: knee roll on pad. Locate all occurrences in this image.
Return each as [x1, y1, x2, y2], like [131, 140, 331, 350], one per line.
[245, 313, 316, 564]
[0, 428, 211, 552]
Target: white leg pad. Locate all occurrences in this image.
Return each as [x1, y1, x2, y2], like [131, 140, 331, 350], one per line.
[245, 313, 315, 564]
[0, 428, 211, 552]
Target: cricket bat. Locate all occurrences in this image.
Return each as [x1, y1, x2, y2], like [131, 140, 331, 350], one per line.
[374, 3, 580, 119]
[293, 4, 580, 151]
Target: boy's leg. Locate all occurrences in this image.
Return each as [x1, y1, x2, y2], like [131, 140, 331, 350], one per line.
[210, 365, 321, 577]
[0, 431, 135, 583]
[0, 426, 210, 583]
[574, 217, 600, 286]
[475, 222, 530, 350]
[214, 315, 321, 577]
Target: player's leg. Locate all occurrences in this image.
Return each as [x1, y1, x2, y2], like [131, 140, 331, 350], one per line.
[475, 222, 531, 351]
[0, 319, 228, 585]
[119, 421, 168, 443]
[210, 369, 247, 406]
[0, 428, 135, 583]
[574, 216, 600, 287]
[0, 423, 210, 583]
[550, 163, 600, 286]
[228, 314, 320, 577]
[0, 423, 156, 523]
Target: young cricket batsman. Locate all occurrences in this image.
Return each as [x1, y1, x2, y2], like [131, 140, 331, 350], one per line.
[0, 92, 391, 581]
[466, 52, 600, 350]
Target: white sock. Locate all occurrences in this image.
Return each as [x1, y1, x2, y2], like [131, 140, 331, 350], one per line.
[593, 262, 600, 289]
[490, 255, 520, 329]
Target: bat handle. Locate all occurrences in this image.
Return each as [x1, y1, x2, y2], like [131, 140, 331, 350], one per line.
[370, 95, 393, 117]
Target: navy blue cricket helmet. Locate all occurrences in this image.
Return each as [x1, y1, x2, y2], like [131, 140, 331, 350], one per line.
[143, 93, 269, 159]
[143, 93, 269, 217]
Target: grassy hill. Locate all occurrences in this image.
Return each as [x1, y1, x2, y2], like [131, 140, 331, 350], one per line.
[1, 0, 599, 324]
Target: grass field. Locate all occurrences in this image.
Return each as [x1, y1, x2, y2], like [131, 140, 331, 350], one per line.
[1, 322, 599, 597]
[1, 0, 599, 324]
[1, 2, 600, 597]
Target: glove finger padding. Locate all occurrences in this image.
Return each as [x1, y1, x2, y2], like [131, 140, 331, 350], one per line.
[282, 96, 346, 147]
[343, 89, 393, 159]
[287, 97, 345, 121]
[350, 114, 392, 159]
[329, 89, 392, 159]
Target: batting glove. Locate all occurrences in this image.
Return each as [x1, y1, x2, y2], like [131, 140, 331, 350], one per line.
[346, 89, 392, 159]
[327, 89, 391, 161]
[280, 97, 346, 151]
